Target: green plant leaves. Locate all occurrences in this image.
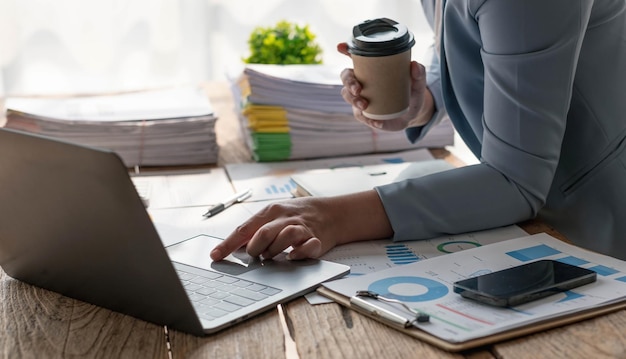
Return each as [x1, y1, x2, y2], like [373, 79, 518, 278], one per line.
[243, 20, 323, 64]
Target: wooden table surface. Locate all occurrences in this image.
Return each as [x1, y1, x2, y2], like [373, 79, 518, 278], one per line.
[1, 83, 626, 359]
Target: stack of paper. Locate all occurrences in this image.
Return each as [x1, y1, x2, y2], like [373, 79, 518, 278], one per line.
[231, 64, 454, 162]
[3, 87, 218, 167]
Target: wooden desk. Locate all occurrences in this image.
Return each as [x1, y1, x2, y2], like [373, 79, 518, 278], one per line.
[2, 83, 626, 359]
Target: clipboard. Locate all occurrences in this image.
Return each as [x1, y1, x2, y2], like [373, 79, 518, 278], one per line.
[317, 286, 626, 352]
[316, 233, 626, 352]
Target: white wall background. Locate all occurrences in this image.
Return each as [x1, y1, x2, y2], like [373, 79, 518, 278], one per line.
[0, 0, 433, 95]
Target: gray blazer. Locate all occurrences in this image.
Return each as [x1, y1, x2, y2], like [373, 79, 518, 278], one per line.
[376, 0, 626, 259]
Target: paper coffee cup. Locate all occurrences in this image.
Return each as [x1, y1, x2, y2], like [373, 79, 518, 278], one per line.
[348, 18, 415, 120]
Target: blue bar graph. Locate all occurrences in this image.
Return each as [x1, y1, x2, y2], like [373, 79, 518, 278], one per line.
[589, 265, 619, 277]
[265, 179, 297, 195]
[382, 157, 404, 164]
[385, 244, 419, 265]
[506, 244, 561, 262]
[557, 256, 590, 266]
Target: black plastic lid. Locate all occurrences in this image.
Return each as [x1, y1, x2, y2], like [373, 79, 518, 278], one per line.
[348, 18, 415, 57]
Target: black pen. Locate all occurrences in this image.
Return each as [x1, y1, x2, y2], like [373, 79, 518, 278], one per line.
[202, 188, 252, 218]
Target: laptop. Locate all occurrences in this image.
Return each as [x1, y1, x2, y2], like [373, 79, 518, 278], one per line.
[0, 128, 349, 336]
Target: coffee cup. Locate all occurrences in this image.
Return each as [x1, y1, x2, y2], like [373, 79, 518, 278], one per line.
[347, 18, 415, 120]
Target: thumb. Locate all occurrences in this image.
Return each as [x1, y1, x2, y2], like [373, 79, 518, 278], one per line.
[337, 42, 351, 57]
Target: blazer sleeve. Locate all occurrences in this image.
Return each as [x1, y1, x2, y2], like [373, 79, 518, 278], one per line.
[406, 0, 448, 143]
[378, 0, 592, 241]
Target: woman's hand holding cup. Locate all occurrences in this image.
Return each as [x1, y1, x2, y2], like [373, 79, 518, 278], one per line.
[337, 18, 432, 132]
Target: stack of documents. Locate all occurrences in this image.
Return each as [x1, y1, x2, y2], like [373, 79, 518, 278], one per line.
[231, 64, 454, 162]
[3, 87, 218, 167]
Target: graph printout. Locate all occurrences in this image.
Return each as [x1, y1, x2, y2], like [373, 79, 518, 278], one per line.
[225, 148, 433, 201]
[320, 225, 527, 275]
[322, 233, 626, 343]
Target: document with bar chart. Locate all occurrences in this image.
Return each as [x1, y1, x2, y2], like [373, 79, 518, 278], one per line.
[321, 233, 626, 347]
[224, 148, 434, 201]
[320, 225, 527, 275]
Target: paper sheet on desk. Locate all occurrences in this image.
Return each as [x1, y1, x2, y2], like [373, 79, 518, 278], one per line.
[321, 233, 626, 343]
[225, 148, 434, 201]
[306, 225, 527, 304]
[131, 168, 233, 209]
[291, 159, 453, 197]
[149, 200, 279, 247]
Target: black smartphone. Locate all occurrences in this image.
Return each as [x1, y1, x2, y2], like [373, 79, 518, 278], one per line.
[453, 259, 597, 307]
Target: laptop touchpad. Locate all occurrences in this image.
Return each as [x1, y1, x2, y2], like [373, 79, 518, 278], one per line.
[166, 234, 261, 275]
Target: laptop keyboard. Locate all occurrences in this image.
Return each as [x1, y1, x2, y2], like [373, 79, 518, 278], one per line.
[176, 268, 282, 321]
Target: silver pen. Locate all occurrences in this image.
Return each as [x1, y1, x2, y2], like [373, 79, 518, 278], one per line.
[350, 290, 430, 328]
[350, 295, 412, 329]
[202, 188, 252, 218]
